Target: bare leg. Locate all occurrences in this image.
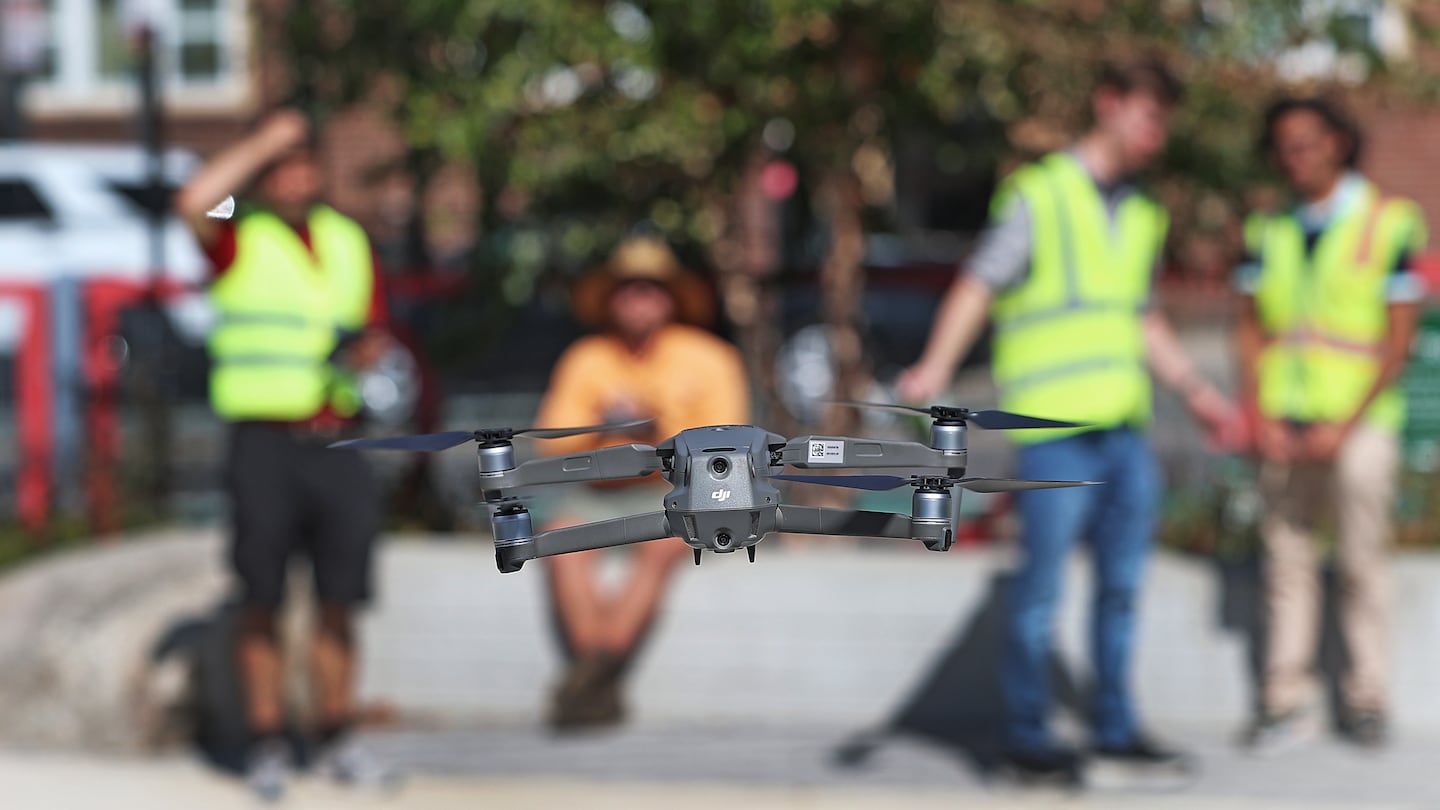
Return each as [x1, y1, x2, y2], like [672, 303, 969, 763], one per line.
[544, 510, 613, 656]
[545, 539, 626, 728]
[310, 603, 357, 732]
[238, 607, 286, 736]
[602, 537, 690, 653]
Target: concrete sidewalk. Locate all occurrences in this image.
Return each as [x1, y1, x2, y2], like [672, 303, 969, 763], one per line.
[3, 725, 1434, 810]
[5, 531, 1440, 808]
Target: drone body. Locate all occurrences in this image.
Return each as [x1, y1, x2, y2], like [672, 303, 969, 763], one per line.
[659, 426, 784, 557]
[332, 403, 1095, 573]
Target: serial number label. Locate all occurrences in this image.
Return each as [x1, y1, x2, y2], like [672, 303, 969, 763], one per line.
[807, 440, 845, 464]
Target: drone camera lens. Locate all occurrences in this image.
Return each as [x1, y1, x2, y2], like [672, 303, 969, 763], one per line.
[714, 532, 732, 549]
[710, 456, 730, 476]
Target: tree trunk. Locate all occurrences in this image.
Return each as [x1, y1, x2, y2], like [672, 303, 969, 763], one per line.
[711, 155, 786, 430]
[818, 170, 868, 438]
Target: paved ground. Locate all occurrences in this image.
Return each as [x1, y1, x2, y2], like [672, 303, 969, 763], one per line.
[5, 724, 1438, 809]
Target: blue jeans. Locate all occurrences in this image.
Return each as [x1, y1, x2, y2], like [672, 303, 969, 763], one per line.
[1002, 427, 1161, 753]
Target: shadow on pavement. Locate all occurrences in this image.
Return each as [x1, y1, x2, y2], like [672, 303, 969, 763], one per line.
[832, 572, 1084, 778]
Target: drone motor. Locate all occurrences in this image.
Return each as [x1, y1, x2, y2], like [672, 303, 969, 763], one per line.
[910, 486, 954, 552]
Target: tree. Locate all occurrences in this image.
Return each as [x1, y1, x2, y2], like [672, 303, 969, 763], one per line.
[284, 0, 1440, 424]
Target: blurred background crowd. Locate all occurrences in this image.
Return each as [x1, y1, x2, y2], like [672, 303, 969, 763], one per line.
[7, 0, 1440, 807]
[4, 0, 1440, 546]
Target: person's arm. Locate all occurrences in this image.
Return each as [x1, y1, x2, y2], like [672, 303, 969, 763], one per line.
[173, 109, 309, 251]
[1302, 300, 1419, 461]
[337, 249, 394, 372]
[1233, 297, 1265, 424]
[1143, 310, 1242, 447]
[895, 196, 1031, 404]
[894, 275, 993, 403]
[1353, 301, 1420, 417]
[533, 343, 608, 456]
[1305, 209, 1427, 461]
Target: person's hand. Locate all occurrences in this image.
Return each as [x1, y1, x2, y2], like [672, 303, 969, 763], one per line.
[597, 399, 656, 441]
[1255, 417, 1296, 463]
[257, 108, 310, 155]
[895, 361, 950, 405]
[342, 330, 391, 372]
[1185, 383, 1246, 452]
[1301, 420, 1351, 463]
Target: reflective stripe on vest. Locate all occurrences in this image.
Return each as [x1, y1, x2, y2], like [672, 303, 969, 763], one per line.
[207, 206, 373, 421]
[1250, 184, 1425, 430]
[990, 153, 1166, 444]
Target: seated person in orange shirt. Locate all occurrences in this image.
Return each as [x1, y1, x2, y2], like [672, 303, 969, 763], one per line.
[533, 235, 750, 729]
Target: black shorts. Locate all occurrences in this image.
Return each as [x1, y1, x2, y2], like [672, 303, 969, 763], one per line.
[225, 422, 380, 609]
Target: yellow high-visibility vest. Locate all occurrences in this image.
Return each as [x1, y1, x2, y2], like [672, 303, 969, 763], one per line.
[1249, 182, 1426, 431]
[208, 206, 373, 421]
[990, 153, 1167, 444]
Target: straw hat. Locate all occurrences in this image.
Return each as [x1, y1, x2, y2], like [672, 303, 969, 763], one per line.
[572, 236, 714, 328]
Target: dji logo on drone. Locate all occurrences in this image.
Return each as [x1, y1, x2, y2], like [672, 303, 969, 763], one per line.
[711, 489, 732, 502]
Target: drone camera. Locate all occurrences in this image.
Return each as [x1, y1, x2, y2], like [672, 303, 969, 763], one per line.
[709, 456, 730, 476]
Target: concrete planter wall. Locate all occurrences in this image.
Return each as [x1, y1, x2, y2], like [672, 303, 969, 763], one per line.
[3, 531, 1439, 753]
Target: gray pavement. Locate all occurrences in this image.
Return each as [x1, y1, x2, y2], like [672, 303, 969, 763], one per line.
[4, 724, 1438, 809]
[361, 724, 1440, 808]
[6, 532, 1440, 808]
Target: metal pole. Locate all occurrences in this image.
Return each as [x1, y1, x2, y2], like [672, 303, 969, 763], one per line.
[134, 22, 171, 516]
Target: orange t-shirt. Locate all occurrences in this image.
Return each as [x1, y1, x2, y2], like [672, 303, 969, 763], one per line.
[534, 324, 750, 459]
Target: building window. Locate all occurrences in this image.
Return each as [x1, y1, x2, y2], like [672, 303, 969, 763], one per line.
[24, 0, 249, 114]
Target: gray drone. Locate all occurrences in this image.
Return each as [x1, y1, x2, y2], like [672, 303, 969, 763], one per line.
[332, 402, 1095, 573]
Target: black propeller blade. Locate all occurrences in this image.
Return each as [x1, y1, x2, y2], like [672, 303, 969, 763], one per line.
[329, 431, 478, 452]
[329, 418, 654, 451]
[953, 477, 1099, 493]
[518, 418, 654, 440]
[828, 400, 1083, 430]
[772, 473, 1099, 492]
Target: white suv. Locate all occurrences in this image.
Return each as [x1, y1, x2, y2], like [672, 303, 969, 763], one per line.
[0, 143, 213, 349]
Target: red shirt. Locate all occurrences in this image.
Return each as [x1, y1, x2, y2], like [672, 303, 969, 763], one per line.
[204, 216, 390, 427]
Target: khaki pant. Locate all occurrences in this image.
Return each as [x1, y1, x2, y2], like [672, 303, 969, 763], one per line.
[1259, 425, 1397, 716]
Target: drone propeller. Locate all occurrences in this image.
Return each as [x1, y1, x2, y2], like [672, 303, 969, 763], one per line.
[771, 473, 1098, 492]
[828, 400, 1083, 430]
[329, 418, 655, 451]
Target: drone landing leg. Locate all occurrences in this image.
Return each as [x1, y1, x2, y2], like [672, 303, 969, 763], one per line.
[747, 545, 756, 563]
[693, 548, 702, 566]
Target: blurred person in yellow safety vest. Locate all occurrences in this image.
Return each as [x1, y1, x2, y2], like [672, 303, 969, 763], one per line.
[176, 108, 400, 801]
[1236, 96, 1426, 753]
[897, 57, 1241, 783]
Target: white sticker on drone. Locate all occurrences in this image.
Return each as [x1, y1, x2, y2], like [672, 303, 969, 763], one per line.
[807, 440, 845, 464]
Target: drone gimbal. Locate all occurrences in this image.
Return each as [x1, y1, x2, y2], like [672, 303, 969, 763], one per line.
[332, 402, 1094, 573]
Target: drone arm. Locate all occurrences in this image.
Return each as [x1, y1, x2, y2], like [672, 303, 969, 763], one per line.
[776, 504, 953, 551]
[485, 443, 663, 494]
[778, 436, 958, 471]
[774, 505, 917, 539]
[495, 511, 675, 572]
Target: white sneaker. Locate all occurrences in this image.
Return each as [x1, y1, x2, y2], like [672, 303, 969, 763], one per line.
[314, 734, 404, 792]
[1242, 709, 1320, 757]
[244, 738, 292, 803]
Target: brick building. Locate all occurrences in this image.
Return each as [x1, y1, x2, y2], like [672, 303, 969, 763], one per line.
[17, 1, 1440, 258]
[22, 0, 408, 235]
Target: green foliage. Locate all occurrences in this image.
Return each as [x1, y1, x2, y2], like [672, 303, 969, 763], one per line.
[289, 1, 1434, 230]
[285, 0, 1440, 346]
